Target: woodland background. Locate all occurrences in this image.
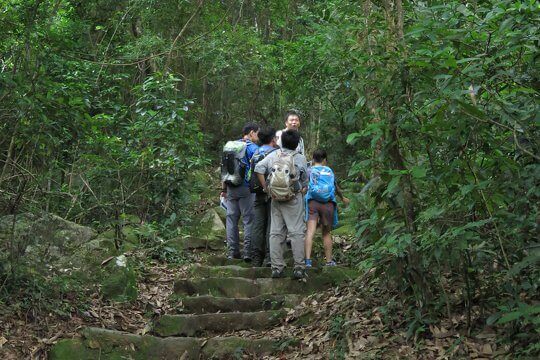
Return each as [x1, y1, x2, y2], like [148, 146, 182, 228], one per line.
[0, 0, 538, 357]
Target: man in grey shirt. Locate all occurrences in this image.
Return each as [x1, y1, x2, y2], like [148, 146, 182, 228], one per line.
[275, 109, 305, 155]
[254, 130, 308, 279]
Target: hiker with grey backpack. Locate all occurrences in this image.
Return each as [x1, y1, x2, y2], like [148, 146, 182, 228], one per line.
[254, 130, 309, 279]
[220, 123, 260, 262]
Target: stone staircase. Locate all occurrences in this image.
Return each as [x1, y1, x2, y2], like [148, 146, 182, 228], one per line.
[49, 237, 356, 359]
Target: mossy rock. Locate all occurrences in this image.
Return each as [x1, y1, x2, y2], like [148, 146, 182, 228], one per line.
[167, 236, 224, 251]
[189, 209, 226, 241]
[50, 328, 200, 359]
[179, 294, 302, 314]
[190, 264, 323, 279]
[174, 270, 356, 298]
[0, 213, 96, 267]
[153, 310, 286, 337]
[213, 206, 226, 223]
[204, 256, 253, 268]
[67, 237, 118, 269]
[121, 226, 139, 244]
[100, 256, 138, 303]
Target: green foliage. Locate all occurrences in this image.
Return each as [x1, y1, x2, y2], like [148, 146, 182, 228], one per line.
[1, 0, 538, 355]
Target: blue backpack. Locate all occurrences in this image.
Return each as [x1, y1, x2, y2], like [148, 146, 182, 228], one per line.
[308, 165, 335, 203]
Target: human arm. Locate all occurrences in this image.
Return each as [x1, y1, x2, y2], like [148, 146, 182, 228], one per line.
[257, 173, 267, 192]
[220, 182, 227, 199]
[335, 182, 350, 206]
[295, 154, 309, 193]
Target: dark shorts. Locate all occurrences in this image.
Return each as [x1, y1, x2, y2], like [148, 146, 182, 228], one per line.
[307, 200, 335, 227]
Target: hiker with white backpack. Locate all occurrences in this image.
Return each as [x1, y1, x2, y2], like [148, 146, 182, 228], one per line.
[304, 149, 349, 268]
[254, 130, 309, 279]
[220, 123, 260, 261]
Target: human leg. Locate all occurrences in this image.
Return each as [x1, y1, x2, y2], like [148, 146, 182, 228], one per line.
[322, 225, 333, 263]
[251, 195, 267, 266]
[263, 199, 272, 266]
[304, 219, 318, 262]
[238, 192, 255, 260]
[281, 195, 306, 270]
[225, 196, 241, 257]
[269, 201, 287, 273]
[304, 200, 320, 262]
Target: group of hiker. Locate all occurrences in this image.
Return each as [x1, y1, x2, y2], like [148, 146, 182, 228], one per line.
[220, 110, 349, 280]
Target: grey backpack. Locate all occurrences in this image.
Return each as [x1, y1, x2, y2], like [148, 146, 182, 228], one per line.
[267, 150, 298, 201]
[221, 140, 247, 186]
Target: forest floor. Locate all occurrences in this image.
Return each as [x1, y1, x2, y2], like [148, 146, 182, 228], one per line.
[0, 244, 507, 359]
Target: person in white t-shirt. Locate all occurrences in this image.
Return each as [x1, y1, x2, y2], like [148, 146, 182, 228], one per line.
[276, 109, 305, 155]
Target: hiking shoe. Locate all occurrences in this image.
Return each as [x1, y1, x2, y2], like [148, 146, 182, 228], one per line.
[271, 269, 284, 278]
[325, 260, 337, 267]
[304, 259, 313, 268]
[292, 268, 306, 280]
[227, 253, 242, 260]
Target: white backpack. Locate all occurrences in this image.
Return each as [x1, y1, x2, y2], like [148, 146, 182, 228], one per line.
[267, 150, 298, 201]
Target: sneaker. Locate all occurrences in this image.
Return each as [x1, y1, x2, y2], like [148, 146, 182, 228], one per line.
[292, 268, 306, 280]
[325, 260, 337, 267]
[271, 269, 284, 278]
[243, 257, 252, 263]
[304, 259, 313, 268]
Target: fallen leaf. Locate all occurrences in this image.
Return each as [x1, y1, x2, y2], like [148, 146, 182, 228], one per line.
[0, 336, 7, 347]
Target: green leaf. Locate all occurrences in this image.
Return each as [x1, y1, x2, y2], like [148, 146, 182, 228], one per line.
[497, 311, 522, 324]
[411, 166, 428, 179]
[346, 132, 362, 145]
[384, 176, 401, 196]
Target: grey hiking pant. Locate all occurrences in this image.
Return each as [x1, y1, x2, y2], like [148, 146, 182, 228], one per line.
[251, 194, 271, 266]
[269, 194, 306, 272]
[226, 185, 255, 258]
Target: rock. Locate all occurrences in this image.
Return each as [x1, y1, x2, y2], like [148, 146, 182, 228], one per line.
[174, 269, 357, 298]
[213, 206, 226, 223]
[121, 225, 139, 244]
[100, 255, 138, 303]
[70, 236, 118, 268]
[190, 264, 323, 279]
[179, 294, 302, 314]
[200, 209, 225, 234]
[0, 212, 96, 269]
[184, 208, 226, 243]
[153, 310, 286, 336]
[49, 328, 295, 359]
[49, 327, 200, 360]
[166, 236, 224, 251]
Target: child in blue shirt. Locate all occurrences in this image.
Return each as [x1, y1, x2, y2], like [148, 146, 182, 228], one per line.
[304, 149, 349, 267]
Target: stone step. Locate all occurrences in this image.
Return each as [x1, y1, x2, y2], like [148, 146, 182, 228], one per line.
[174, 267, 357, 298]
[49, 327, 293, 359]
[167, 236, 224, 251]
[153, 310, 286, 337]
[204, 250, 295, 267]
[204, 256, 253, 267]
[191, 264, 323, 279]
[180, 294, 302, 314]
